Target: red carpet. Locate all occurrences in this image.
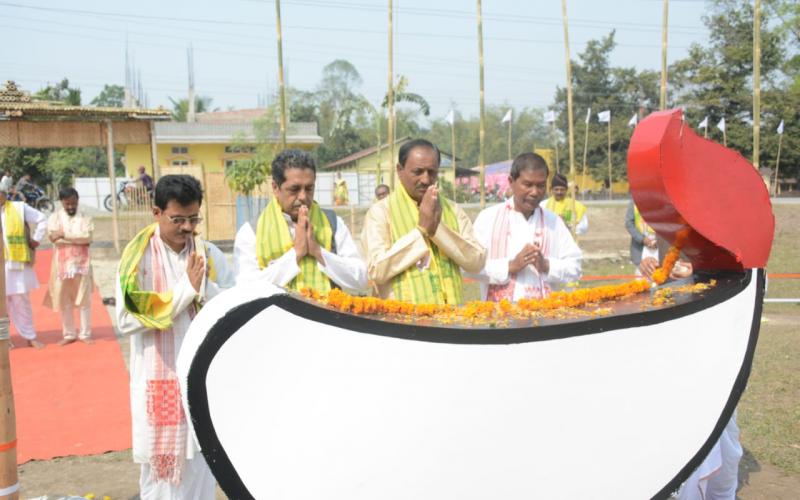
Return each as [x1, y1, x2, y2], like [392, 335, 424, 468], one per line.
[9, 248, 131, 464]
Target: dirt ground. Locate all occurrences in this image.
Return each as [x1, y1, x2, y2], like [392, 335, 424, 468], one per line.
[15, 202, 800, 499]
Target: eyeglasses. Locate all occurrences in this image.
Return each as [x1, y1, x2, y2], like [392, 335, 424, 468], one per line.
[167, 215, 203, 226]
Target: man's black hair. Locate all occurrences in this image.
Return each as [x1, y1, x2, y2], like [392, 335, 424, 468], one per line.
[398, 139, 441, 168]
[509, 152, 549, 181]
[59, 187, 79, 200]
[272, 149, 316, 186]
[375, 183, 390, 195]
[154, 174, 203, 210]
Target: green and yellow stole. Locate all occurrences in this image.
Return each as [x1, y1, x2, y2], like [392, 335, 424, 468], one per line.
[388, 186, 463, 305]
[119, 223, 216, 330]
[545, 197, 587, 228]
[3, 201, 31, 263]
[255, 198, 333, 293]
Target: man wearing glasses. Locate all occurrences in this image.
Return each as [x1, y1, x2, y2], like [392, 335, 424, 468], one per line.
[115, 174, 234, 499]
[233, 149, 368, 294]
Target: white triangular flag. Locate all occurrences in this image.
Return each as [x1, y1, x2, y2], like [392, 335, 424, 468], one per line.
[585, 107, 592, 124]
[627, 113, 638, 127]
[445, 109, 455, 126]
[777, 120, 784, 135]
[544, 110, 556, 123]
[698, 116, 709, 129]
[502, 109, 512, 124]
[717, 117, 726, 132]
[597, 110, 611, 123]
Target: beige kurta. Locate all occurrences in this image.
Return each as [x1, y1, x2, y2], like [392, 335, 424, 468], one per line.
[362, 195, 486, 301]
[44, 209, 94, 311]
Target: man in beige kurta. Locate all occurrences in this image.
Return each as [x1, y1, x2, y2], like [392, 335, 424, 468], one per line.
[363, 139, 485, 302]
[44, 187, 95, 345]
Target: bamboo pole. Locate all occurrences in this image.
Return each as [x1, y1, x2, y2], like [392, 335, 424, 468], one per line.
[507, 115, 513, 160]
[0, 212, 19, 500]
[773, 132, 783, 195]
[150, 121, 160, 182]
[551, 121, 560, 174]
[477, 0, 486, 209]
[581, 114, 589, 201]
[387, 0, 395, 190]
[753, 0, 761, 170]
[607, 119, 612, 200]
[106, 121, 120, 254]
[660, 0, 669, 110]
[451, 120, 457, 201]
[275, 0, 288, 149]
[561, 0, 576, 181]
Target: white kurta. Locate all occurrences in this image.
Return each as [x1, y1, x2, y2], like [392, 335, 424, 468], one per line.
[115, 237, 235, 463]
[233, 212, 369, 294]
[470, 201, 582, 301]
[1, 201, 47, 295]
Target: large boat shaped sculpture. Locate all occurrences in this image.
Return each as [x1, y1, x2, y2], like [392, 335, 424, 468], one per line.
[178, 110, 772, 500]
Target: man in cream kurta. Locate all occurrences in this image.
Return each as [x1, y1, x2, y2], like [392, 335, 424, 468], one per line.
[363, 139, 485, 303]
[44, 188, 95, 344]
[234, 149, 368, 294]
[0, 187, 47, 349]
[116, 175, 234, 500]
[471, 153, 582, 301]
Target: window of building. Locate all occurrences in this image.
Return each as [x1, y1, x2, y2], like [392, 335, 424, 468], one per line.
[224, 145, 256, 154]
[171, 146, 189, 155]
[171, 160, 189, 167]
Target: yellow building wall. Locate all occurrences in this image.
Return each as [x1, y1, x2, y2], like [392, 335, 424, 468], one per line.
[124, 143, 256, 176]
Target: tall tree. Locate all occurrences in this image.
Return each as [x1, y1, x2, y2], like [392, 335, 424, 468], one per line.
[34, 78, 81, 105]
[169, 96, 214, 121]
[91, 84, 125, 107]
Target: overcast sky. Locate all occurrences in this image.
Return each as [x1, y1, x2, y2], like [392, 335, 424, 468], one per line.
[2, 0, 711, 122]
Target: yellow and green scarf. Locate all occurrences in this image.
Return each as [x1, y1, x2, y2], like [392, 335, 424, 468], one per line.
[3, 201, 31, 263]
[255, 198, 333, 293]
[545, 197, 587, 229]
[119, 223, 216, 330]
[388, 186, 463, 305]
[633, 205, 652, 236]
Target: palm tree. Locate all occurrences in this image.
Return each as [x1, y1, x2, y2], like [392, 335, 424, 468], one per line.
[381, 75, 430, 116]
[168, 96, 214, 121]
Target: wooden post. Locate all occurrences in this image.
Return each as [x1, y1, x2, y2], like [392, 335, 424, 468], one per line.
[507, 114, 512, 161]
[660, 0, 669, 110]
[150, 120, 160, 181]
[773, 132, 783, 195]
[387, 0, 395, 191]
[0, 213, 19, 499]
[275, 0, 288, 149]
[561, 0, 576, 181]
[552, 121, 560, 174]
[607, 119, 612, 200]
[106, 121, 120, 254]
[753, 0, 761, 170]
[451, 120, 457, 201]
[476, 0, 486, 208]
[581, 114, 589, 201]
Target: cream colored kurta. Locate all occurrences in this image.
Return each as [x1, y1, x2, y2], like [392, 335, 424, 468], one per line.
[115, 237, 235, 463]
[362, 196, 486, 301]
[1, 201, 47, 295]
[44, 209, 94, 311]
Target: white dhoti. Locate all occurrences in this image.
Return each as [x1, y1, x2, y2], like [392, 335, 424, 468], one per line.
[139, 455, 216, 500]
[6, 292, 36, 340]
[677, 412, 742, 500]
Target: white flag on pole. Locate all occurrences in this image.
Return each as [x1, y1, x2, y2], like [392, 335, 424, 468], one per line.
[627, 113, 638, 127]
[445, 109, 455, 126]
[777, 120, 784, 135]
[544, 110, 556, 123]
[716, 117, 726, 133]
[597, 110, 611, 123]
[585, 107, 592, 124]
[698, 116, 709, 129]
[501, 109, 513, 124]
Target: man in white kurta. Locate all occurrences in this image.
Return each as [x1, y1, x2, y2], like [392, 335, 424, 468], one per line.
[233, 149, 368, 294]
[115, 175, 235, 500]
[0, 187, 47, 349]
[471, 153, 582, 301]
[44, 188, 95, 344]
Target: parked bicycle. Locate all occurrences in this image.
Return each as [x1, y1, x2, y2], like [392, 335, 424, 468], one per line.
[104, 180, 153, 211]
[12, 184, 54, 213]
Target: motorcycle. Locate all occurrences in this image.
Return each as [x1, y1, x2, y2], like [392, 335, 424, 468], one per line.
[13, 185, 54, 213]
[104, 180, 152, 211]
